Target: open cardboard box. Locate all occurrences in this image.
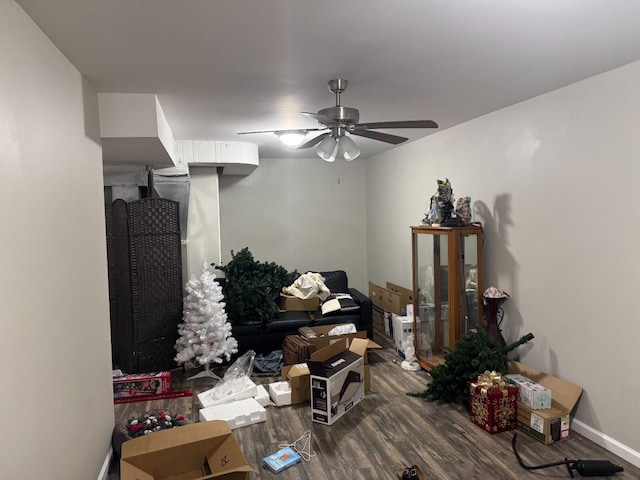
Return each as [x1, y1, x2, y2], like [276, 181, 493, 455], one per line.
[297, 324, 381, 362]
[308, 337, 367, 425]
[268, 363, 311, 406]
[508, 361, 583, 445]
[120, 421, 255, 480]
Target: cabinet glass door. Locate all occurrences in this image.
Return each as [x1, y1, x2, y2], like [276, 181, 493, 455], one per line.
[414, 232, 449, 357]
[461, 234, 480, 334]
[411, 224, 483, 370]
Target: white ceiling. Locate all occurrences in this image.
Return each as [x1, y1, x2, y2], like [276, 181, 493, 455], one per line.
[15, 0, 640, 159]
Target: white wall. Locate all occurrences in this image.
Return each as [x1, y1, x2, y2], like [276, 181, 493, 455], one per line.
[0, 2, 114, 479]
[186, 167, 222, 278]
[366, 60, 640, 457]
[219, 158, 368, 292]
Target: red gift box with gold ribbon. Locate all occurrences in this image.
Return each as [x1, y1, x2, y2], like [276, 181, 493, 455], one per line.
[468, 371, 518, 434]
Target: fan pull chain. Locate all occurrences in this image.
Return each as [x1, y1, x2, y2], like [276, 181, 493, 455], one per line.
[278, 430, 316, 462]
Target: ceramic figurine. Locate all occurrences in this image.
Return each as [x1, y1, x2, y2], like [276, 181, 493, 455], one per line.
[456, 196, 472, 224]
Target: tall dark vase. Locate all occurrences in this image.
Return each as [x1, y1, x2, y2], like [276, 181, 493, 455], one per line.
[483, 294, 509, 347]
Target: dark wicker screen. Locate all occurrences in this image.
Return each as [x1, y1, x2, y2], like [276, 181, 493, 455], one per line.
[107, 198, 183, 373]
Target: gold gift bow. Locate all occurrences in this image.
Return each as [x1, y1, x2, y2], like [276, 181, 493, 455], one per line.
[470, 370, 508, 399]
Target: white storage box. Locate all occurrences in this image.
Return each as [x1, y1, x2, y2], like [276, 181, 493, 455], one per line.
[392, 313, 413, 355]
[199, 397, 266, 429]
[505, 373, 552, 410]
[197, 375, 258, 408]
[254, 384, 270, 407]
[268, 381, 292, 407]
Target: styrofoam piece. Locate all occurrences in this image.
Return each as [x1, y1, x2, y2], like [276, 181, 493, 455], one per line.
[197, 375, 258, 408]
[254, 384, 271, 407]
[199, 397, 266, 429]
[268, 381, 292, 407]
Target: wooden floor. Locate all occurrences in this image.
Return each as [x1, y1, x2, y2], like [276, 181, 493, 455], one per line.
[108, 340, 639, 480]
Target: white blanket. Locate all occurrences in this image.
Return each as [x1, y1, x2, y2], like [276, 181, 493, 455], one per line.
[282, 272, 330, 301]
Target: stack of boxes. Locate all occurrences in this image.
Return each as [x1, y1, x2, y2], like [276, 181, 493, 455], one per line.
[506, 362, 583, 445]
[198, 324, 381, 428]
[268, 324, 380, 425]
[466, 362, 583, 444]
[369, 281, 414, 357]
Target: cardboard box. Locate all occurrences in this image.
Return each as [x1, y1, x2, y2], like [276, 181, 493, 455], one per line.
[505, 373, 552, 410]
[308, 337, 367, 425]
[199, 398, 266, 430]
[280, 294, 319, 312]
[298, 324, 381, 363]
[508, 361, 583, 444]
[113, 371, 172, 399]
[368, 281, 403, 315]
[372, 304, 385, 337]
[120, 420, 255, 480]
[267, 363, 312, 406]
[113, 372, 171, 398]
[468, 377, 519, 434]
[282, 363, 311, 404]
[386, 282, 414, 314]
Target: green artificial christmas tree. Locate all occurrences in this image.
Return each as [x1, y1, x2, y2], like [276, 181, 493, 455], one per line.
[407, 329, 534, 406]
[216, 247, 294, 325]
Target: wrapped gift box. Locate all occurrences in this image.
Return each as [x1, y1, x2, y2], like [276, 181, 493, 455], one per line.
[468, 371, 519, 434]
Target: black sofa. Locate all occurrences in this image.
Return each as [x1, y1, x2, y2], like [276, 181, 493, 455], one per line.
[226, 270, 372, 354]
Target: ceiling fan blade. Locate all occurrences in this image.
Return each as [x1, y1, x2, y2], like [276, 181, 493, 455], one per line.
[355, 120, 438, 129]
[350, 129, 408, 145]
[238, 127, 326, 135]
[301, 112, 333, 125]
[297, 132, 330, 149]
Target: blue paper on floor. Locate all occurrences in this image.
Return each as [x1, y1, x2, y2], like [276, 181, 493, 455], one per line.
[263, 446, 302, 473]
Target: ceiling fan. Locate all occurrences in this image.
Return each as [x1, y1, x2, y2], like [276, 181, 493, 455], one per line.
[238, 79, 438, 161]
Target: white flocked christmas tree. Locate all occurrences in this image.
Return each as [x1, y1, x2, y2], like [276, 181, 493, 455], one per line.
[175, 260, 238, 378]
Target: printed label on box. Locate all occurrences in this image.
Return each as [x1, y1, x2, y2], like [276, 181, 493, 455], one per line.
[530, 412, 544, 433]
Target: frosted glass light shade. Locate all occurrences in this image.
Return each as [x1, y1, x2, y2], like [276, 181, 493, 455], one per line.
[339, 135, 360, 161]
[276, 130, 307, 147]
[316, 136, 339, 162]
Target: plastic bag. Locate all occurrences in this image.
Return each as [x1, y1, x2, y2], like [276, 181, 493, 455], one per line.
[328, 323, 357, 336]
[198, 350, 257, 404]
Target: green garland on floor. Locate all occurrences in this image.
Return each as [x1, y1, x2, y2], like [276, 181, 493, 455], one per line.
[407, 329, 534, 406]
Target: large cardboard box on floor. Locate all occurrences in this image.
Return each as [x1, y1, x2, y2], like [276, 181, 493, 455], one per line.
[308, 337, 367, 425]
[120, 420, 255, 480]
[508, 361, 583, 445]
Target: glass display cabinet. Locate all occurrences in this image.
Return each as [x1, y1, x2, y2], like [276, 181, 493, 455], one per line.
[411, 225, 483, 370]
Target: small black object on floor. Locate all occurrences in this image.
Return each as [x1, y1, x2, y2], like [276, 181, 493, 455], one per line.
[511, 433, 624, 478]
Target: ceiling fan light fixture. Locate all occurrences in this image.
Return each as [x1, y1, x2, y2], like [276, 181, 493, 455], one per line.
[276, 130, 307, 147]
[316, 135, 339, 162]
[339, 135, 360, 161]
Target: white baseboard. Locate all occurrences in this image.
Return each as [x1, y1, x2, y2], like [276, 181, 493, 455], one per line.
[97, 446, 113, 480]
[572, 419, 640, 468]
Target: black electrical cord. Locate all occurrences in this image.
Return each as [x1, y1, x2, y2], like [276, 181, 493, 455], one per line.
[511, 433, 624, 478]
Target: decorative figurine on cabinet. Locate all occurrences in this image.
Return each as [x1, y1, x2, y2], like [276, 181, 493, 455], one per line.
[422, 178, 472, 227]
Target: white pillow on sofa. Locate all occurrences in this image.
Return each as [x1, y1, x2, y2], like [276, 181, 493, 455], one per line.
[321, 294, 360, 316]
